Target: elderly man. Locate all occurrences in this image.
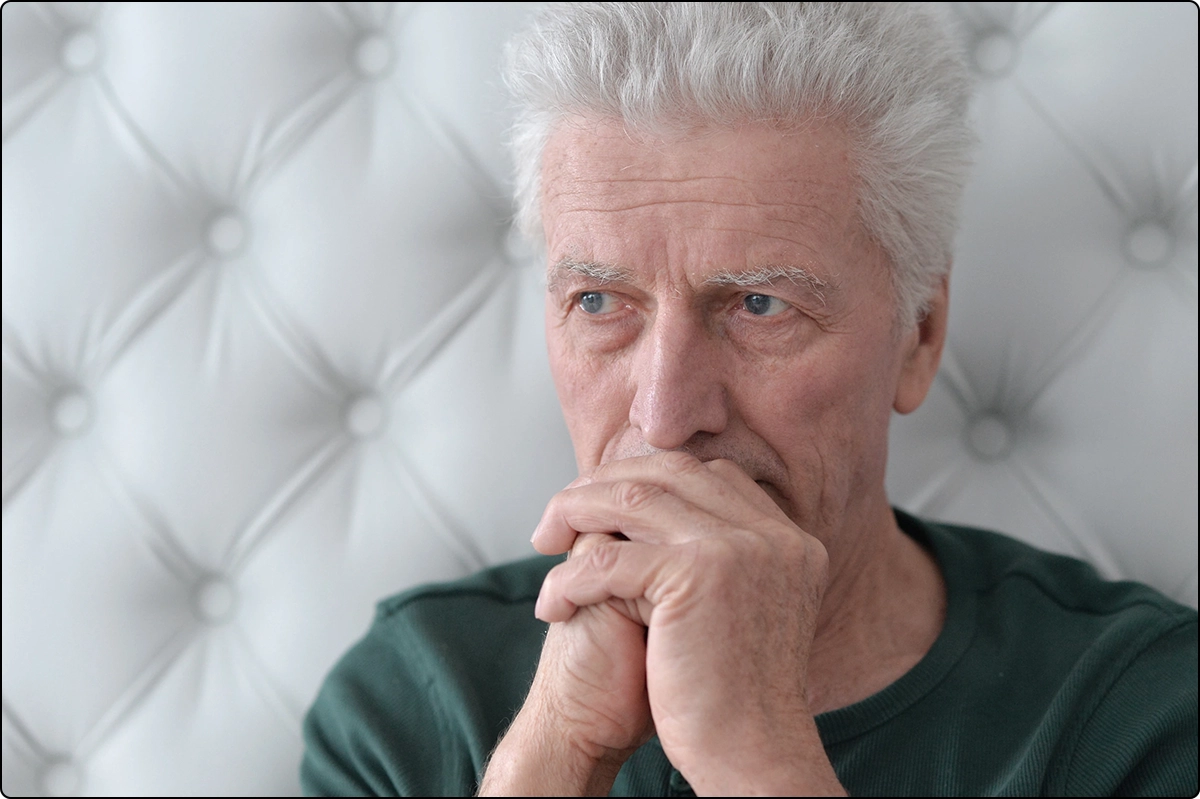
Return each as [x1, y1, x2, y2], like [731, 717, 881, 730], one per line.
[301, 4, 1197, 796]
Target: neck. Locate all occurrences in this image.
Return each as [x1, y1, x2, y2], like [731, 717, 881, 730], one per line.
[804, 498, 946, 715]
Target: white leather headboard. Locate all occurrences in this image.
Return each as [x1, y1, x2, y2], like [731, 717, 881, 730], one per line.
[2, 3, 1195, 796]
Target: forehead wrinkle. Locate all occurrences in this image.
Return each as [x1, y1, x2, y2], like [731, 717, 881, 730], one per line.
[548, 198, 781, 217]
[546, 185, 847, 234]
[576, 172, 797, 187]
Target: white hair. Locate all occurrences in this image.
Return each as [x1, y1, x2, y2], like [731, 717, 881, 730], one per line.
[503, 2, 976, 328]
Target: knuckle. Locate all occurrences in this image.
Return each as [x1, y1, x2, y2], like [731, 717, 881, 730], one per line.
[586, 540, 622, 571]
[705, 534, 742, 566]
[779, 530, 830, 581]
[659, 450, 703, 477]
[570, 532, 608, 556]
[542, 491, 567, 519]
[807, 536, 830, 579]
[540, 563, 563, 594]
[614, 480, 662, 513]
[704, 458, 742, 479]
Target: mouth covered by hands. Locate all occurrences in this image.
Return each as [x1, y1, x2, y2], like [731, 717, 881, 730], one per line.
[529, 451, 843, 795]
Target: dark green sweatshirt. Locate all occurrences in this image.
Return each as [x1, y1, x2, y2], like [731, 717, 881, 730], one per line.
[300, 510, 1198, 796]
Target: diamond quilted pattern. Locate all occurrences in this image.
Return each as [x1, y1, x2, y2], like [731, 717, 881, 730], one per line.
[3, 3, 1195, 795]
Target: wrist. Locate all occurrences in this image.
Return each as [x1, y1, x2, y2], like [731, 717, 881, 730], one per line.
[478, 704, 631, 796]
[686, 758, 846, 797]
[673, 714, 845, 797]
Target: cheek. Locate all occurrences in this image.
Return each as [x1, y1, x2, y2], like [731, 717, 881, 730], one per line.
[742, 335, 898, 466]
[746, 345, 861, 421]
[545, 308, 633, 457]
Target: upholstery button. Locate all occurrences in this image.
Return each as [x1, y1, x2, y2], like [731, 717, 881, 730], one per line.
[972, 30, 1018, 77]
[353, 33, 393, 79]
[193, 577, 237, 624]
[344, 392, 387, 439]
[1125, 221, 1173, 267]
[60, 28, 100, 73]
[50, 389, 92, 437]
[966, 413, 1013, 461]
[40, 759, 82, 797]
[206, 211, 247, 258]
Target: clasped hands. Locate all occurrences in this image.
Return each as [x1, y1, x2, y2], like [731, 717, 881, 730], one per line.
[491, 451, 846, 796]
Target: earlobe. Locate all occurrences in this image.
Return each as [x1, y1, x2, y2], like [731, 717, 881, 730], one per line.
[893, 273, 950, 415]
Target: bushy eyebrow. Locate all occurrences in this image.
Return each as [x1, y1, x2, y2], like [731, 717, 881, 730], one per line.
[704, 266, 835, 305]
[548, 257, 633, 289]
[548, 259, 836, 306]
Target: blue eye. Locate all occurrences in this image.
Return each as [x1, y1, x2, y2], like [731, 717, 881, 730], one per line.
[578, 291, 619, 314]
[743, 294, 788, 316]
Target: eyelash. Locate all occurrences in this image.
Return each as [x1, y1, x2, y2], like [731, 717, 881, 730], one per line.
[571, 290, 794, 319]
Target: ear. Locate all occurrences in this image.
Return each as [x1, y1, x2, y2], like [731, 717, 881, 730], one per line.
[893, 273, 949, 415]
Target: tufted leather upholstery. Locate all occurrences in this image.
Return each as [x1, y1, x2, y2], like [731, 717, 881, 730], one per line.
[2, 2, 1195, 796]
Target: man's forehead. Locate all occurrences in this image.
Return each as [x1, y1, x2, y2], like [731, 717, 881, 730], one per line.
[541, 119, 859, 242]
[541, 116, 854, 193]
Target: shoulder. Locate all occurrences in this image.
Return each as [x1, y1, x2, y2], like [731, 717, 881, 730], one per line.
[910, 509, 1195, 632]
[324, 552, 560, 709]
[373, 552, 560, 628]
[300, 555, 560, 797]
[905, 511, 1197, 796]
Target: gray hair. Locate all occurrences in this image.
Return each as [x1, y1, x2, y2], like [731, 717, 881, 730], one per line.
[503, 2, 975, 328]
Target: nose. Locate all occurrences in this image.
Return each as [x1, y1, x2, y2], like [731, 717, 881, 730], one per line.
[628, 307, 729, 449]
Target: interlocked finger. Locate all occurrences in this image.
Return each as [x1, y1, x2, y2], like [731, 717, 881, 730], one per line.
[533, 477, 741, 555]
[535, 538, 673, 625]
[576, 452, 787, 520]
